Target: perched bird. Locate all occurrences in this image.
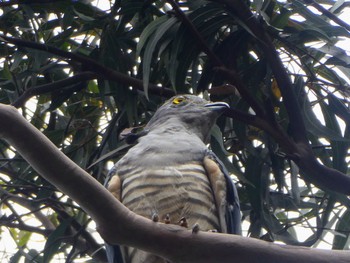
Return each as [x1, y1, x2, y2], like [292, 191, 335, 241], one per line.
[105, 95, 241, 263]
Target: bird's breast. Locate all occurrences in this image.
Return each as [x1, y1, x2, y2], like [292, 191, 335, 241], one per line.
[118, 162, 220, 231]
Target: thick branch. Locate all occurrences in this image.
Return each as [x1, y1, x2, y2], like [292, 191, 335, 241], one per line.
[0, 103, 349, 262]
[224, 106, 350, 195]
[293, 142, 350, 195]
[209, 0, 350, 195]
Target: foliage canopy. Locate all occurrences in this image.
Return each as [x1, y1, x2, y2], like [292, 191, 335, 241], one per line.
[0, 0, 350, 262]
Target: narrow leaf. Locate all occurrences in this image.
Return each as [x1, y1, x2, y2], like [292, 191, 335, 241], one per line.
[141, 17, 178, 99]
[43, 219, 71, 263]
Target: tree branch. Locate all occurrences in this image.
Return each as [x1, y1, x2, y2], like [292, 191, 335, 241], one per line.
[207, 0, 350, 195]
[223, 108, 297, 153]
[12, 72, 98, 108]
[0, 220, 51, 236]
[167, 1, 265, 117]
[215, 66, 266, 117]
[224, 106, 350, 195]
[0, 188, 56, 230]
[0, 188, 107, 262]
[0, 35, 175, 98]
[0, 103, 349, 262]
[293, 142, 350, 195]
[213, 0, 309, 145]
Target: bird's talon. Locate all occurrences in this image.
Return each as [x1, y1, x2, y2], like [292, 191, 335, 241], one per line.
[178, 217, 188, 228]
[164, 214, 171, 224]
[192, 223, 200, 233]
[152, 213, 159, 222]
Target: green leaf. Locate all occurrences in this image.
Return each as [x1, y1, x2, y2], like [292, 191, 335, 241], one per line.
[10, 51, 25, 71]
[330, 0, 346, 13]
[290, 160, 300, 204]
[211, 124, 229, 155]
[210, 130, 246, 183]
[43, 219, 71, 263]
[136, 16, 169, 57]
[319, 25, 350, 38]
[0, 60, 12, 79]
[141, 16, 178, 99]
[292, 1, 332, 27]
[333, 209, 350, 249]
[302, 96, 349, 142]
[18, 230, 32, 247]
[316, 44, 350, 67]
[328, 94, 350, 123]
[320, 97, 348, 172]
[270, 9, 292, 29]
[73, 8, 95, 22]
[189, 3, 225, 25]
[88, 80, 99, 94]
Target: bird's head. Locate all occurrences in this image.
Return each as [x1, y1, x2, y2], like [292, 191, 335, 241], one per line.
[145, 95, 229, 143]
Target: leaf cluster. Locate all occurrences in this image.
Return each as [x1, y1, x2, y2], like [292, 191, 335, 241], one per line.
[0, 0, 350, 262]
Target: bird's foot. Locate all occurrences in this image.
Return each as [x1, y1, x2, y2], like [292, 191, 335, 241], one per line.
[164, 214, 171, 224]
[192, 223, 200, 233]
[178, 217, 188, 228]
[152, 213, 159, 222]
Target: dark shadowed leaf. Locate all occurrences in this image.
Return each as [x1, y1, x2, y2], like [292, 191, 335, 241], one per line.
[43, 219, 72, 263]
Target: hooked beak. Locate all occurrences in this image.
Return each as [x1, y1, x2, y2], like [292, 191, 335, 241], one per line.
[204, 101, 230, 112]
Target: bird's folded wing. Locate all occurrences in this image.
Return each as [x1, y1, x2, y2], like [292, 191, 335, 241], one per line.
[204, 150, 241, 235]
[105, 169, 124, 263]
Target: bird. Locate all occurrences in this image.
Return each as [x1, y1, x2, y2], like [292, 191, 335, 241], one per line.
[105, 94, 241, 263]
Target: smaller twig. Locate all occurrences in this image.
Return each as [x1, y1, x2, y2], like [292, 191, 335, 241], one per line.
[52, 206, 108, 262]
[12, 72, 97, 108]
[1, 189, 56, 230]
[167, 1, 266, 116]
[216, 67, 266, 117]
[0, 35, 175, 98]
[0, 220, 51, 236]
[223, 107, 297, 154]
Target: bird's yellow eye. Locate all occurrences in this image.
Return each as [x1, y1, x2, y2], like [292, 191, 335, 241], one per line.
[172, 96, 185, 105]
